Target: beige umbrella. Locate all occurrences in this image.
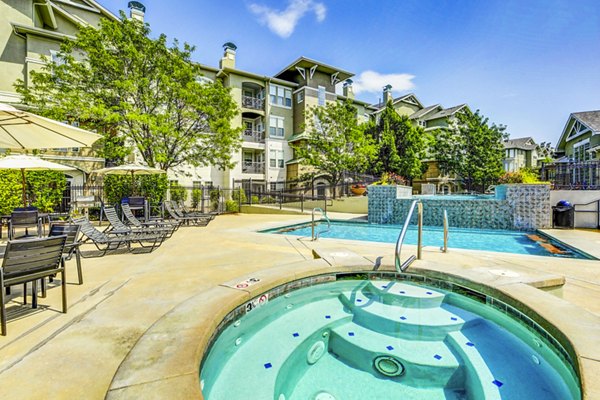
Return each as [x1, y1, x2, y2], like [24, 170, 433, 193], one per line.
[0, 154, 75, 206]
[0, 103, 102, 149]
[93, 163, 166, 195]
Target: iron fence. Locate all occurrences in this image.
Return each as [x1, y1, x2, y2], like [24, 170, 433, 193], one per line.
[541, 161, 600, 190]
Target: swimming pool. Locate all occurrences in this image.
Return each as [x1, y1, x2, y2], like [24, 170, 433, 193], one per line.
[265, 221, 591, 258]
[200, 279, 580, 399]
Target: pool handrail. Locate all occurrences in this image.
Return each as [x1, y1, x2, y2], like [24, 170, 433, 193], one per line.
[311, 207, 331, 241]
[395, 200, 422, 272]
[442, 209, 449, 253]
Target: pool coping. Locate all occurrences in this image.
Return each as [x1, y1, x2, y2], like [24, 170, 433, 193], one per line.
[105, 256, 600, 399]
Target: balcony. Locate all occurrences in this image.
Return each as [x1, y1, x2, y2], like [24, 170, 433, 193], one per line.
[242, 161, 265, 174]
[242, 96, 264, 111]
[243, 129, 265, 143]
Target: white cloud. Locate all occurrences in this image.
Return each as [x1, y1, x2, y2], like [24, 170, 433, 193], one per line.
[353, 70, 416, 95]
[248, 0, 327, 38]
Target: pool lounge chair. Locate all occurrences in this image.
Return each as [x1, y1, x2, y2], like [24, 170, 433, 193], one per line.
[173, 201, 217, 220]
[164, 202, 212, 226]
[103, 205, 177, 239]
[0, 235, 67, 336]
[71, 216, 166, 256]
[121, 203, 180, 238]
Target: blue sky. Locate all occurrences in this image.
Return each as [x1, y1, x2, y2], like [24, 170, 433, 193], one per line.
[100, 0, 600, 145]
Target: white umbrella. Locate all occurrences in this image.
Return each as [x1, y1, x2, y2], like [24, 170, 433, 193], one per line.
[0, 103, 102, 149]
[0, 154, 75, 206]
[93, 163, 166, 195]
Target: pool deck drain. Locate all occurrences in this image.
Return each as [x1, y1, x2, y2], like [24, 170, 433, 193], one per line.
[0, 213, 599, 399]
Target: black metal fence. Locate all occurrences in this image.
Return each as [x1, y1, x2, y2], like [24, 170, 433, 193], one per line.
[541, 161, 600, 190]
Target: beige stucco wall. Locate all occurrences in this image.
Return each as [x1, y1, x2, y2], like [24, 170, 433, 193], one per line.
[550, 190, 600, 228]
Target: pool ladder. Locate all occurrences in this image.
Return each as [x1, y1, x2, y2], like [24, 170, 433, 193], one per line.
[311, 207, 331, 241]
[395, 202, 449, 272]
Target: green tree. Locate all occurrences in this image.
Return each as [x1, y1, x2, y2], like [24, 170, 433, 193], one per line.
[294, 101, 376, 198]
[431, 109, 506, 191]
[16, 14, 240, 172]
[367, 103, 425, 181]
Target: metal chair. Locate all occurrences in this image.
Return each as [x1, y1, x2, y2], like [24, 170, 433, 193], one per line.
[8, 210, 42, 240]
[49, 224, 83, 285]
[0, 235, 67, 336]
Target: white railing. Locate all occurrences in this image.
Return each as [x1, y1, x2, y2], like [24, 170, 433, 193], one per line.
[242, 161, 265, 174]
[395, 200, 422, 272]
[241, 96, 264, 110]
[242, 129, 265, 143]
[311, 207, 331, 241]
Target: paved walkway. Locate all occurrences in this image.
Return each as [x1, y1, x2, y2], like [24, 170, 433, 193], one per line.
[0, 214, 598, 399]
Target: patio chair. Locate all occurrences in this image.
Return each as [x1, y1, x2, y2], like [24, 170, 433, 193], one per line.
[49, 223, 83, 285]
[164, 201, 212, 226]
[121, 203, 180, 238]
[104, 205, 176, 239]
[8, 210, 42, 240]
[71, 216, 166, 257]
[0, 235, 67, 336]
[173, 200, 217, 219]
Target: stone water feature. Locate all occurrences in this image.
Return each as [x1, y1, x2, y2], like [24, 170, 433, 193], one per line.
[368, 184, 551, 230]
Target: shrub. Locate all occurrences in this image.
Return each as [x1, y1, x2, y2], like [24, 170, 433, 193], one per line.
[191, 188, 203, 209]
[105, 174, 168, 208]
[169, 182, 187, 202]
[232, 188, 247, 203]
[498, 169, 547, 184]
[374, 172, 407, 186]
[0, 171, 26, 214]
[104, 175, 132, 205]
[209, 188, 221, 211]
[0, 170, 66, 213]
[225, 199, 239, 212]
[251, 195, 259, 204]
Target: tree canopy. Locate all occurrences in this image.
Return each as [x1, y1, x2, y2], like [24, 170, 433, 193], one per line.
[16, 14, 240, 171]
[430, 109, 507, 191]
[293, 101, 376, 198]
[367, 103, 426, 181]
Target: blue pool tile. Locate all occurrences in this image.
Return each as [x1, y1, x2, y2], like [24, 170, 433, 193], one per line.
[434, 354, 442, 360]
[356, 299, 363, 303]
[492, 379, 504, 387]
[386, 345, 394, 351]
[400, 316, 407, 320]
[426, 291, 433, 295]
[292, 332, 299, 337]
[399, 290, 405, 294]
[381, 285, 388, 289]
[348, 332, 355, 337]
[264, 363, 272, 369]
[451, 317, 458, 321]
[466, 342, 475, 347]
[325, 315, 331, 319]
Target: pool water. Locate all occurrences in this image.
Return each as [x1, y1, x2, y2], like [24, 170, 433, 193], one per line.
[200, 280, 580, 400]
[266, 221, 590, 258]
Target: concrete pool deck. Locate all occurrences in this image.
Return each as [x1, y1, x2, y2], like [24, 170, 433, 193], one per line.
[0, 213, 599, 399]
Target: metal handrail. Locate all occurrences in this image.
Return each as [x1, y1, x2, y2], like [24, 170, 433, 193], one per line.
[441, 209, 449, 253]
[395, 200, 422, 272]
[311, 207, 331, 241]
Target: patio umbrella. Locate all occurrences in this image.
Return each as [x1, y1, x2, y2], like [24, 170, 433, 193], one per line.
[0, 154, 75, 206]
[93, 163, 166, 195]
[0, 103, 102, 149]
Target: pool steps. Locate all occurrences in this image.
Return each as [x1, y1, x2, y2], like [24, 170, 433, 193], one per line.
[205, 281, 502, 399]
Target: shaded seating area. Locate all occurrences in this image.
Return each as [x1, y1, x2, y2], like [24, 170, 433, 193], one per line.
[72, 216, 167, 256]
[165, 201, 213, 226]
[1, 236, 67, 336]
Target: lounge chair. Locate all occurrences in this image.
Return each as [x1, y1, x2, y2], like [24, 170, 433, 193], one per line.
[0, 235, 67, 336]
[103, 205, 177, 239]
[121, 203, 180, 238]
[48, 223, 83, 285]
[71, 216, 166, 256]
[173, 200, 217, 219]
[164, 201, 212, 226]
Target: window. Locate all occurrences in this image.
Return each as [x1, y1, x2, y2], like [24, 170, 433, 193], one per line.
[50, 50, 65, 66]
[297, 91, 304, 103]
[318, 85, 325, 106]
[269, 150, 284, 168]
[269, 84, 292, 107]
[193, 181, 202, 189]
[269, 116, 285, 138]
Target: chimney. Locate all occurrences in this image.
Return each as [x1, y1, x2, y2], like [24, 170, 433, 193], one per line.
[383, 84, 393, 104]
[127, 1, 145, 22]
[220, 42, 237, 69]
[342, 79, 354, 99]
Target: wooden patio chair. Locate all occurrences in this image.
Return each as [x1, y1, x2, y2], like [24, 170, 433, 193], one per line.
[0, 235, 67, 336]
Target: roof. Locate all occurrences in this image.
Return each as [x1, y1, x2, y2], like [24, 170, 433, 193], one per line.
[572, 110, 600, 133]
[372, 93, 424, 114]
[504, 137, 537, 150]
[274, 57, 354, 83]
[410, 104, 441, 120]
[422, 104, 468, 121]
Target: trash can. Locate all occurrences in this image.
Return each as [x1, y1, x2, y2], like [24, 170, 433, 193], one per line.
[552, 200, 574, 229]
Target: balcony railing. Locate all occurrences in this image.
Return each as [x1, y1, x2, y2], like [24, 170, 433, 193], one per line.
[242, 96, 264, 110]
[243, 129, 265, 143]
[542, 161, 600, 189]
[242, 161, 265, 174]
